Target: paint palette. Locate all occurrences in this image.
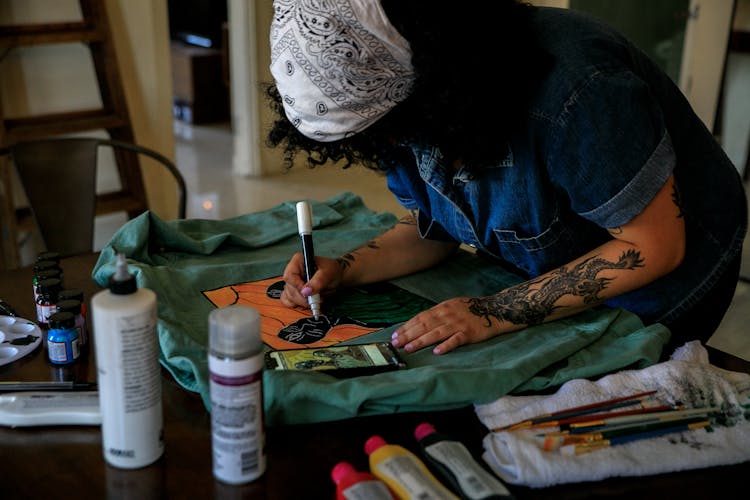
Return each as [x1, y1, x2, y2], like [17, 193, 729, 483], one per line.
[0, 315, 43, 367]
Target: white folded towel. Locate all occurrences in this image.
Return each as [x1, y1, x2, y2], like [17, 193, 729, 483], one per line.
[475, 341, 750, 488]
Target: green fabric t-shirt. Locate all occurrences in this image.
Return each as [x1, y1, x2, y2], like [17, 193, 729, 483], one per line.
[92, 192, 669, 425]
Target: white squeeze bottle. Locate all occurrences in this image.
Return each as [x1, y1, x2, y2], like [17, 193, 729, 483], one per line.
[92, 253, 164, 468]
[209, 305, 266, 484]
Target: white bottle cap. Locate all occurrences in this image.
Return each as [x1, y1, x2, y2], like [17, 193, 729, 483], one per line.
[208, 305, 262, 359]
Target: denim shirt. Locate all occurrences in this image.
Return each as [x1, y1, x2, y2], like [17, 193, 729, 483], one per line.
[385, 7, 747, 325]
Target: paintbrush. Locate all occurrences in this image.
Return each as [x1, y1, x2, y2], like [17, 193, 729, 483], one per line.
[541, 414, 711, 451]
[493, 390, 659, 432]
[567, 405, 721, 431]
[519, 404, 677, 431]
[559, 420, 712, 455]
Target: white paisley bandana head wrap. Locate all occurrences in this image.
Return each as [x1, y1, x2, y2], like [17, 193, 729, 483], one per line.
[270, 0, 415, 142]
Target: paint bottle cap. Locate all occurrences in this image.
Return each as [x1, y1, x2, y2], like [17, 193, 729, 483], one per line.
[109, 253, 137, 295]
[364, 435, 387, 455]
[34, 268, 62, 282]
[414, 422, 436, 441]
[209, 305, 262, 359]
[57, 299, 82, 315]
[48, 311, 75, 330]
[36, 251, 61, 264]
[58, 288, 84, 303]
[33, 260, 60, 273]
[330, 461, 356, 484]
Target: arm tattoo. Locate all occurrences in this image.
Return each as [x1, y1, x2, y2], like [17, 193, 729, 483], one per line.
[398, 214, 417, 226]
[336, 240, 380, 270]
[336, 212, 414, 271]
[467, 249, 645, 327]
[336, 254, 354, 270]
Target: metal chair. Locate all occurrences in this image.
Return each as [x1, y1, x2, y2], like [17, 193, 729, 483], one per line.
[0, 137, 187, 260]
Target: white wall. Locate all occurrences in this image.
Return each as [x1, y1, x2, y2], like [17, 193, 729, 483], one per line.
[721, 0, 750, 175]
[679, 0, 735, 132]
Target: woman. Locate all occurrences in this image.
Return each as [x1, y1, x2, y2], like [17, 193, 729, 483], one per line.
[267, 0, 747, 357]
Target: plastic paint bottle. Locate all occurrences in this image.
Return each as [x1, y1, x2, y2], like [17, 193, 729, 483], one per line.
[331, 461, 396, 500]
[364, 435, 459, 500]
[209, 305, 266, 484]
[46, 311, 80, 365]
[91, 253, 163, 469]
[56, 298, 88, 348]
[414, 423, 515, 500]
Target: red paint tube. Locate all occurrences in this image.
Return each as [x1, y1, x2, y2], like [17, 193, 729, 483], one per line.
[331, 461, 396, 500]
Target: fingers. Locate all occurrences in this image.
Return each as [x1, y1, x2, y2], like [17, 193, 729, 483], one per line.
[280, 254, 341, 309]
[280, 252, 310, 308]
[279, 283, 307, 309]
[391, 316, 467, 355]
[390, 298, 492, 355]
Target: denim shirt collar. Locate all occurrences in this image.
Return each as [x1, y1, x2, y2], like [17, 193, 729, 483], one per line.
[407, 143, 515, 193]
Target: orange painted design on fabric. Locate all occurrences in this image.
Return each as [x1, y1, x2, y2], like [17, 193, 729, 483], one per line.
[203, 276, 379, 350]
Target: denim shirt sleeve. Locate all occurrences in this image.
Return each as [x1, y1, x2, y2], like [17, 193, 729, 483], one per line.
[546, 69, 675, 228]
[386, 165, 457, 242]
[386, 168, 418, 210]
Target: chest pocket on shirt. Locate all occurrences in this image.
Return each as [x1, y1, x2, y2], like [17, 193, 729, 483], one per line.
[491, 211, 582, 277]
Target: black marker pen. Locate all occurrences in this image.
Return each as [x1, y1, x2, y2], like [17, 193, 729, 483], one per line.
[296, 201, 322, 319]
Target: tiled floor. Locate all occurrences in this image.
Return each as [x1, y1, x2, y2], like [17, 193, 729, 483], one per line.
[163, 122, 750, 361]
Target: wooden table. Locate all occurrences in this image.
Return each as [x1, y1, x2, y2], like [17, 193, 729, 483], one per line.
[1, 253, 748, 498]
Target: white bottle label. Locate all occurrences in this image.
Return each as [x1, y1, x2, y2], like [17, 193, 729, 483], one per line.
[118, 316, 161, 413]
[48, 341, 68, 362]
[209, 353, 265, 484]
[342, 480, 394, 500]
[424, 441, 511, 498]
[375, 454, 456, 499]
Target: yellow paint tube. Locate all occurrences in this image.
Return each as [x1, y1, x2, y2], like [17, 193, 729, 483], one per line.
[364, 435, 459, 500]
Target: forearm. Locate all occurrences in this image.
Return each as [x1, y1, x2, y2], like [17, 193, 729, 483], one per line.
[471, 237, 677, 332]
[472, 175, 686, 333]
[337, 214, 459, 287]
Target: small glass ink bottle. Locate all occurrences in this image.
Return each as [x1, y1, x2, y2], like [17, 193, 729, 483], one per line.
[57, 298, 88, 348]
[33, 267, 63, 302]
[36, 277, 62, 326]
[47, 311, 80, 365]
[59, 288, 87, 320]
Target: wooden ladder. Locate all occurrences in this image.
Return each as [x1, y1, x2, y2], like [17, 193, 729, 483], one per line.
[0, 0, 147, 269]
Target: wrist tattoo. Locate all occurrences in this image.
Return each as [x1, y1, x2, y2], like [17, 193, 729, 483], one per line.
[336, 254, 354, 270]
[467, 249, 644, 327]
[336, 239, 381, 270]
[398, 214, 417, 225]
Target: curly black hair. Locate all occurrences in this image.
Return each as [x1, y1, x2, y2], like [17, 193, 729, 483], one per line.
[265, 0, 551, 173]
